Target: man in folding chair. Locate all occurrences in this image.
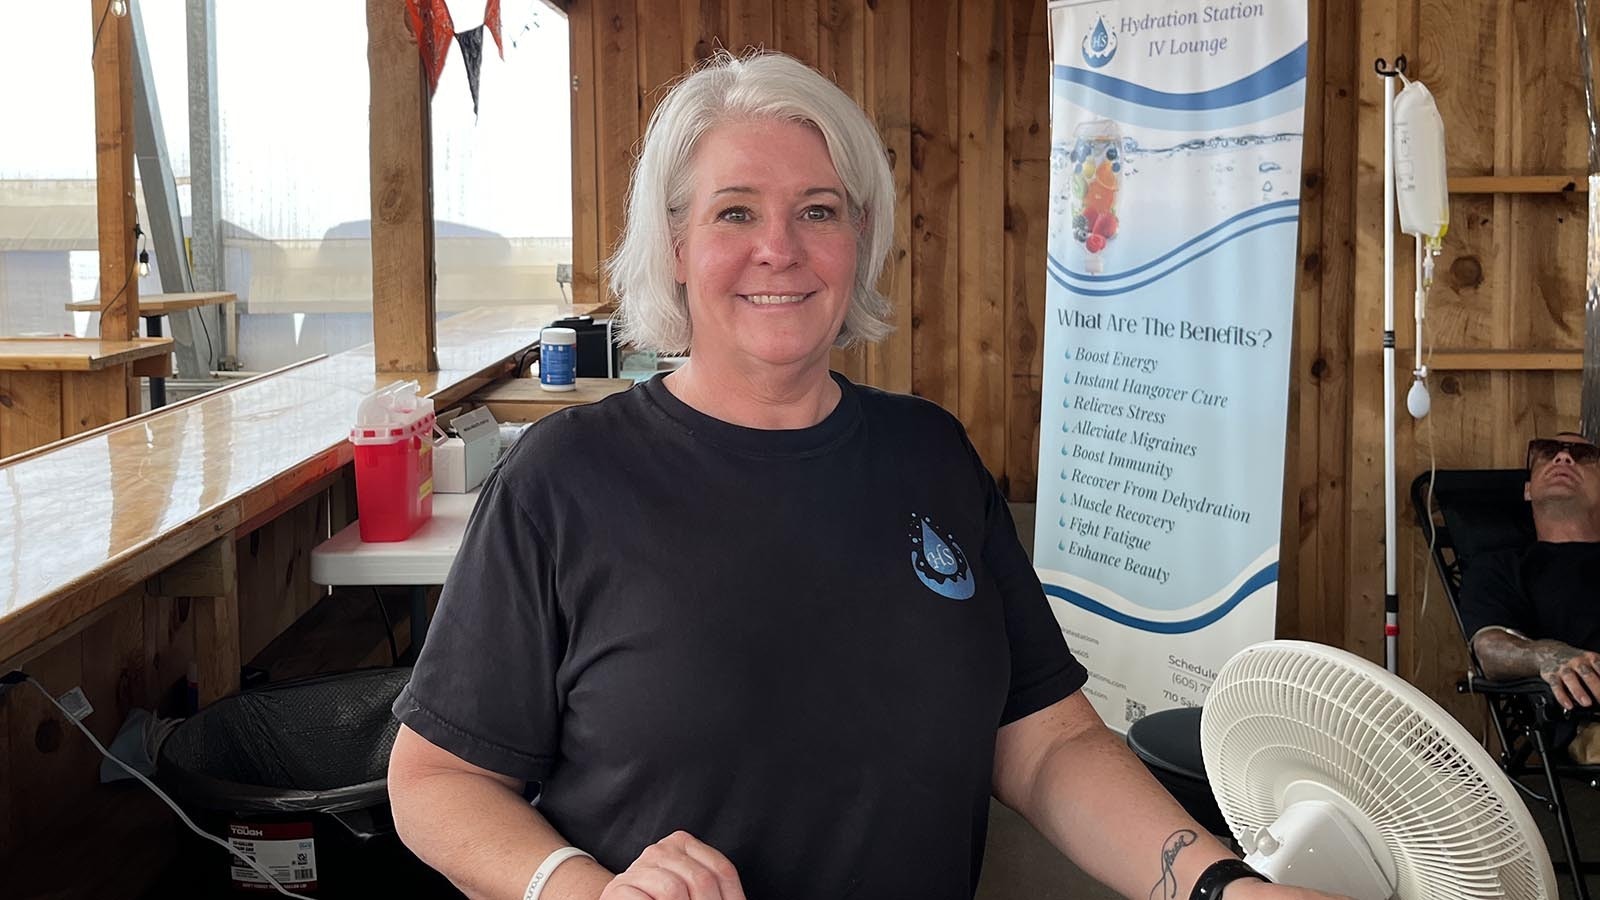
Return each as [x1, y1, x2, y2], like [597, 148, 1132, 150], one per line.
[1461, 431, 1600, 761]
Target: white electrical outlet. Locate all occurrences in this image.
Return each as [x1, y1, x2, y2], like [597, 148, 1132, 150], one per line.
[555, 263, 573, 285]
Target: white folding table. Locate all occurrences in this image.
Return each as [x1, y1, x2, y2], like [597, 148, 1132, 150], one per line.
[310, 488, 481, 655]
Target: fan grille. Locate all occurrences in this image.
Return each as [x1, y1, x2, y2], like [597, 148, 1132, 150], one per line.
[1201, 642, 1555, 900]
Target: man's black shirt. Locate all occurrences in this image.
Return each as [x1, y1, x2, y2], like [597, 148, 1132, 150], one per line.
[1459, 541, 1600, 651]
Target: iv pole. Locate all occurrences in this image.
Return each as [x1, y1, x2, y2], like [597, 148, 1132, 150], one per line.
[1375, 55, 1406, 674]
[1576, 0, 1600, 440]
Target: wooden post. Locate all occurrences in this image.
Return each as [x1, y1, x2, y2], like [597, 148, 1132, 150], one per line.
[152, 538, 240, 706]
[89, 0, 136, 418]
[91, 0, 138, 343]
[367, 0, 439, 373]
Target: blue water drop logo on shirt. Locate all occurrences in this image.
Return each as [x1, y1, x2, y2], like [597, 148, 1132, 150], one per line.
[908, 513, 975, 600]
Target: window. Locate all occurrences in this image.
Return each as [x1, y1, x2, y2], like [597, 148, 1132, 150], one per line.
[0, 1, 573, 373]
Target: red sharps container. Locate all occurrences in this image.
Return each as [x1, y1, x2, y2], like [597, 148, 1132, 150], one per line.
[350, 380, 436, 542]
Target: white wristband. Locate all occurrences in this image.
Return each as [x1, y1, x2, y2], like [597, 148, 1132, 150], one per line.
[524, 846, 594, 900]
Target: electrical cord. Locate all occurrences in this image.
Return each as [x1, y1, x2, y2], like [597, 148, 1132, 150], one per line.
[372, 588, 400, 665]
[2, 670, 317, 900]
[194, 286, 216, 372]
[90, 0, 119, 59]
[515, 344, 541, 378]
[96, 225, 143, 329]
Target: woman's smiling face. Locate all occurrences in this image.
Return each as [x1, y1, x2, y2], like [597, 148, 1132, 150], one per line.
[673, 118, 860, 372]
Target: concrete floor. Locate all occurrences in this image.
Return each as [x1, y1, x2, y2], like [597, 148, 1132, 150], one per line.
[979, 504, 1600, 899]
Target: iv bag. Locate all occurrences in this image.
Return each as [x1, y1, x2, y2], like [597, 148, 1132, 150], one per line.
[1394, 80, 1449, 241]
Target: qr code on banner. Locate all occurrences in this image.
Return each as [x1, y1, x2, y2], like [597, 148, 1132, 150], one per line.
[1125, 698, 1147, 723]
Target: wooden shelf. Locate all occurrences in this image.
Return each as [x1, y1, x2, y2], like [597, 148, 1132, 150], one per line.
[1401, 348, 1583, 371]
[473, 376, 636, 423]
[65, 291, 237, 316]
[1447, 175, 1588, 194]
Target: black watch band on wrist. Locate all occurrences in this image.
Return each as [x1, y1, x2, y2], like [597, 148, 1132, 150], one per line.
[1190, 858, 1269, 899]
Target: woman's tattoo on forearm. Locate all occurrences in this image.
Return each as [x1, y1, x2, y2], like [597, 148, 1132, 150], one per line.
[1147, 829, 1199, 900]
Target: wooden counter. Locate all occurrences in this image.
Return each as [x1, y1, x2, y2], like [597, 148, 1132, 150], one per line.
[0, 338, 176, 458]
[0, 337, 174, 372]
[0, 303, 593, 664]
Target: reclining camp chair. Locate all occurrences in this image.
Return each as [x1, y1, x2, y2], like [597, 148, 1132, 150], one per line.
[1411, 469, 1600, 898]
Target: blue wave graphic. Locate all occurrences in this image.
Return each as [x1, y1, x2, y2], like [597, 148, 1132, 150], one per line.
[1053, 43, 1308, 111]
[1056, 200, 1299, 282]
[1043, 562, 1278, 634]
[1049, 216, 1300, 297]
[1059, 81, 1305, 131]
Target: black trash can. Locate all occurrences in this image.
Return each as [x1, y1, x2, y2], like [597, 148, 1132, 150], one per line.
[156, 668, 455, 897]
[1125, 705, 1230, 839]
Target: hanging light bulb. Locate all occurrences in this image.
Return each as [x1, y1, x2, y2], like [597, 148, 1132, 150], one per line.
[138, 249, 150, 277]
[111, 0, 127, 17]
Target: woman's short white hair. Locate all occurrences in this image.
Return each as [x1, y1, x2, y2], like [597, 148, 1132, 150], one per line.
[607, 50, 895, 354]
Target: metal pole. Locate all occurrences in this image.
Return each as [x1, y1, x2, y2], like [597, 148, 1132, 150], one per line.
[1578, 0, 1600, 441]
[187, 0, 232, 369]
[1383, 72, 1399, 674]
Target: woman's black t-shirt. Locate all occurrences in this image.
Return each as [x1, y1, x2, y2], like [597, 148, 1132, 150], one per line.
[394, 373, 1087, 899]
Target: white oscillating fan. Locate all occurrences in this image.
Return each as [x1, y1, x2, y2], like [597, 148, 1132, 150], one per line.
[1201, 641, 1557, 899]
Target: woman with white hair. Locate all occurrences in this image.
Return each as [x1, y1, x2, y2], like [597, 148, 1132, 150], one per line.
[387, 52, 1339, 900]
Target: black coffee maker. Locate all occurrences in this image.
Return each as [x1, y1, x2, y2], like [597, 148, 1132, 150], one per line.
[548, 315, 618, 377]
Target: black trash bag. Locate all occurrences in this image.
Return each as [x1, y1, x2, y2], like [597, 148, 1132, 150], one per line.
[158, 668, 412, 816]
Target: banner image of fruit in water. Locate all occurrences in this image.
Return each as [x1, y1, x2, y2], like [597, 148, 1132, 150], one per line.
[1036, 0, 1307, 731]
[1068, 119, 1124, 273]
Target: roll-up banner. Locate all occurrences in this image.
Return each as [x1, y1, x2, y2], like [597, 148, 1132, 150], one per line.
[1037, 0, 1307, 728]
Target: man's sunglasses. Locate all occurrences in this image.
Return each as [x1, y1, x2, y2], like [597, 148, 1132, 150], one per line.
[1526, 438, 1600, 470]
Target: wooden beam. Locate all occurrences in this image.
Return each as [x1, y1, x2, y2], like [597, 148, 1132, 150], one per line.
[90, 0, 138, 344]
[1401, 348, 1584, 371]
[568, 0, 601, 305]
[367, 0, 438, 373]
[1447, 175, 1587, 194]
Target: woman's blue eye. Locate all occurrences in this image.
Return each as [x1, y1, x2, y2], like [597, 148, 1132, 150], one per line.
[718, 207, 752, 223]
[803, 205, 837, 221]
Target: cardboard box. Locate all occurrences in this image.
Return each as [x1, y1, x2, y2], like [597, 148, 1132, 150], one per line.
[434, 406, 498, 493]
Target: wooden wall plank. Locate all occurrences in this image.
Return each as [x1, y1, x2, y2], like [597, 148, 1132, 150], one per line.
[143, 593, 196, 714]
[61, 367, 129, 437]
[570, 0, 603, 305]
[726, 0, 773, 54]
[6, 634, 89, 844]
[1310, 0, 1356, 649]
[1001, 0, 1048, 501]
[775, 0, 819, 66]
[685, 0, 728, 65]
[594, 0, 641, 299]
[638, 0, 685, 134]
[908, 0, 960, 412]
[865, 0, 912, 395]
[1280, 0, 1324, 642]
[822, 0, 868, 383]
[367, 0, 438, 372]
[0, 372, 65, 458]
[956, 0, 1005, 476]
